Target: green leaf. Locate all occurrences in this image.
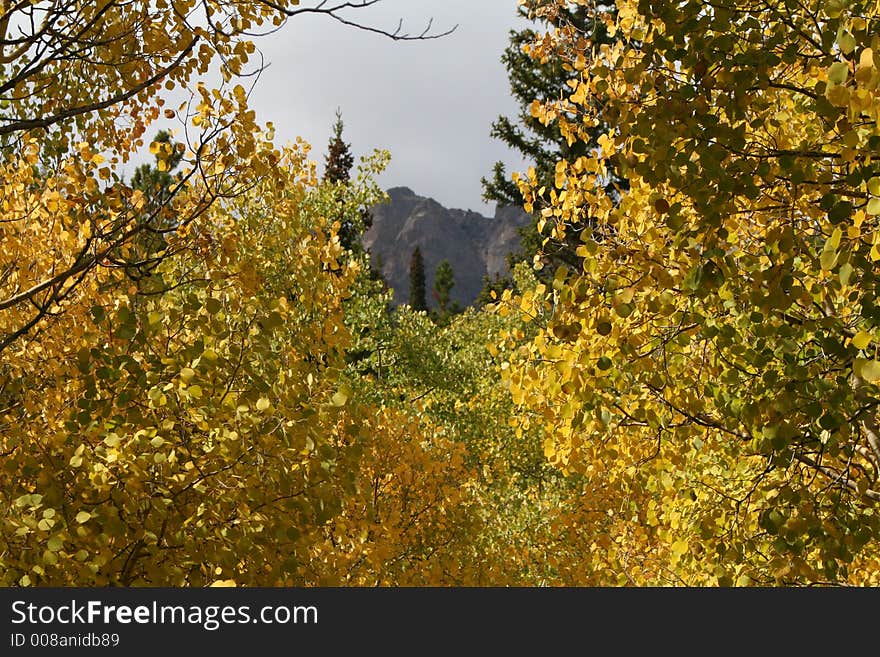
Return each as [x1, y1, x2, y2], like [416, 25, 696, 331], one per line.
[47, 536, 63, 552]
[205, 297, 222, 314]
[827, 62, 849, 85]
[836, 29, 856, 55]
[839, 262, 854, 286]
[77, 347, 90, 373]
[331, 385, 351, 407]
[262, 311, 283, 329]
[117, 305, 132, 326]
[820, 249, 838, 271]
[828, 202, 852, 224]
[867, 198, 880, 216]
[75, 511, 91, 524]
[824, 0, 845, 18]
[614, 303, 634, 318]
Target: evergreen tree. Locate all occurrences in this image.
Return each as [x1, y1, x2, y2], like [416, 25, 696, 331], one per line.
[127, 130, 183, 285]
[408, 246, 427, 312]
[482, 2, 621, 273]
[324, 107, 355, 185]
[432, 260, 456, 318]
[132, 130, 182, 203]
[322, 108, 372, 251]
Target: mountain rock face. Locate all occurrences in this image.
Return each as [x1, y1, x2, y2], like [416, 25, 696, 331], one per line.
[362, 187, 530, 309]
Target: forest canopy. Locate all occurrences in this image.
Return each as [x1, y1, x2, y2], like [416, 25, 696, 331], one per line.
[2, 0, 879, 587]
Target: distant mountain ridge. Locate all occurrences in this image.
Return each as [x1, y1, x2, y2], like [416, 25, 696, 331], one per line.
[362, 187, 530, 309]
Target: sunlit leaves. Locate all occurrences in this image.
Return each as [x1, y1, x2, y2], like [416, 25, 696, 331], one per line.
[0, 139, 366, 586]
[500, 0, 880, 585]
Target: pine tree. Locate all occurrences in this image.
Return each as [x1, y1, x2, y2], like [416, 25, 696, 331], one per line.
[481, 2, 621, 273]
[324, 107, 355, 185]
[408, 246, 427, 312]
[432, 260, 455, 315]
[127, 130, 183, 285]
[323, 108, 373, 251]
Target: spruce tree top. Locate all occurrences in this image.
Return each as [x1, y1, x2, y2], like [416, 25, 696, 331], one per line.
[324, 108, 355, 185]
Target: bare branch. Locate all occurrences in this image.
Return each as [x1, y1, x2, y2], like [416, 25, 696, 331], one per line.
[257, 0, 457, 41]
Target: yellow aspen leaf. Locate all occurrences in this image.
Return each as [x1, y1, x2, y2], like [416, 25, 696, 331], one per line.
[852, 331, 872, 350]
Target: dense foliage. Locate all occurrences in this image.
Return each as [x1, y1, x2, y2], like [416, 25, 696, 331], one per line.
[3, 0, 880, 587]
[500, 0, 880, 584]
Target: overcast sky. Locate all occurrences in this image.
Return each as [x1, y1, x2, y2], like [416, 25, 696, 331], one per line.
[246, 0, 530, 214]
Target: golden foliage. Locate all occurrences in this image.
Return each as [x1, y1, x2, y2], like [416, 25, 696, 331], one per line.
[501, 0, 880, 584]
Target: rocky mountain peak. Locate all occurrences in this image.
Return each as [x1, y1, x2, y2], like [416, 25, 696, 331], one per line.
[362, 189, 530, 309]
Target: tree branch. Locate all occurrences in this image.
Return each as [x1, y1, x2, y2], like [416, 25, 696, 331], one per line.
[257, 0, 457, 41]
[0, 36, 198, 137]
